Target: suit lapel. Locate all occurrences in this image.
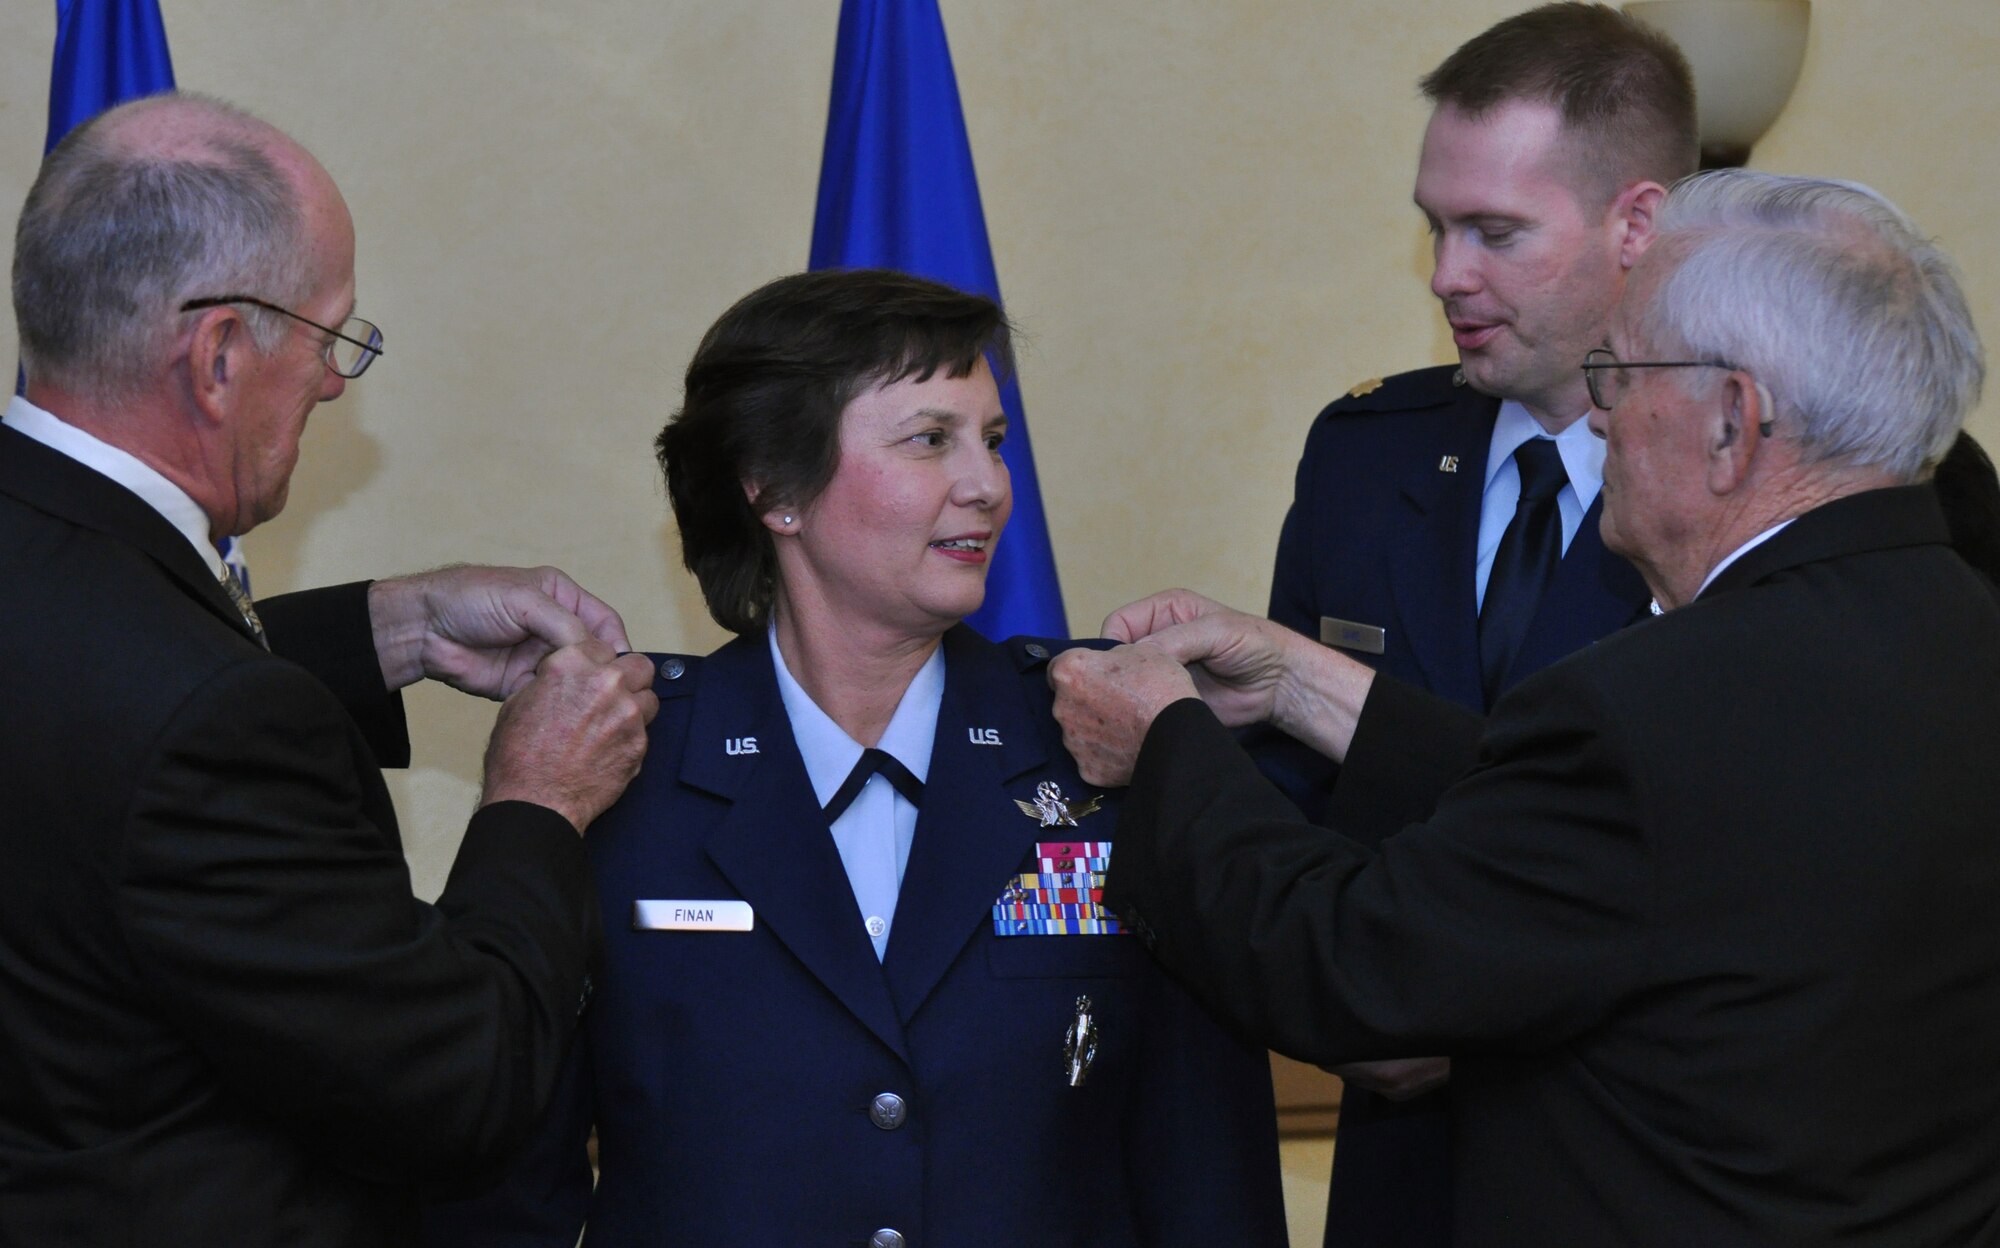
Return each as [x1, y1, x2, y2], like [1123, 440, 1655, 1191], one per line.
[0, 424, 255, 646]
[882, 627, 1047, 1025]
[685, 636, 910, 1063]
[1385, 399, 1492, 709]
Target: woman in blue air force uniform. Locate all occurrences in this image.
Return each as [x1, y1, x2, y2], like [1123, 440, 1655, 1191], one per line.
[424, 270, 1284, 1248]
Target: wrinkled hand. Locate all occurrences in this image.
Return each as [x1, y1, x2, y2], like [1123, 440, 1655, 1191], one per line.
[1100, 587, 1236, 645]
[1329, 1056, 1452, 1102]
[1047, 643, 1199, 787]
[1101, 589, 1306, 730]
[369, 565, 633, 699]
[481, 641, 659, 834]
[1104, 588, 1377, 761]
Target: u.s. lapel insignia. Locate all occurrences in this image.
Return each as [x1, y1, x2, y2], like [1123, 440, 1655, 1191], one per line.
[1438, 455, 1459, 473]
[1452, 367, 1467, 387]
[1346, 376, 1384, 399]
[1015, 781, 1102, 828]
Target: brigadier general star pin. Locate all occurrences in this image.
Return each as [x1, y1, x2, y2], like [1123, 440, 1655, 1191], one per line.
[1015, 781, 1101, 828]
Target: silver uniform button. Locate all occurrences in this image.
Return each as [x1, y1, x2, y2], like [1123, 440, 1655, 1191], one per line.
[865, 915, 888, 938]
[870, 1231, 905, 1248]
[658, 657, 686, 680]
[869, 1092, 907, 1130]
[1024, 643, 1050, 660]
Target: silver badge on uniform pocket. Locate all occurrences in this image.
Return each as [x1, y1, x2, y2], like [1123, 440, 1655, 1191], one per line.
[1064, 995, 1098, 1087]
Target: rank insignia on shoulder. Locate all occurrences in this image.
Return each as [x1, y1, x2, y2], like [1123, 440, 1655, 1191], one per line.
[1014, 781, 1101, 828]
[1346, 376, 1384, 399]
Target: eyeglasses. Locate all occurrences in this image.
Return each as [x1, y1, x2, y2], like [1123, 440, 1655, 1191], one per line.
[1580, 347, 1734, 412]
[180, 295, 384, 379]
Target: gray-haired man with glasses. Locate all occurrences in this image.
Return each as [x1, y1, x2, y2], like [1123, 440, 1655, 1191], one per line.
[1048, 169, 2000, 1244]
[0, 92, 659, 1246]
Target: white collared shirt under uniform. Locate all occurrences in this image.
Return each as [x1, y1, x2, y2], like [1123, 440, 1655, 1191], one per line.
[770, 627, 944, 961]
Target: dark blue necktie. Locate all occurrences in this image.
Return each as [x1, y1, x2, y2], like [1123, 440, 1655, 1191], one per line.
[822, 747, 924, 825]
[1480, 438, 1568, 705]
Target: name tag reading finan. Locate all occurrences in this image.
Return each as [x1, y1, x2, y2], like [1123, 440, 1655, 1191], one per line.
[633, 900, 755, 932]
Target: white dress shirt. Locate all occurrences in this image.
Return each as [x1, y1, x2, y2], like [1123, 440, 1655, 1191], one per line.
[3, 393, 223, 578]
[1695, 521, 1795, 600]
[770, 626, 944, 961]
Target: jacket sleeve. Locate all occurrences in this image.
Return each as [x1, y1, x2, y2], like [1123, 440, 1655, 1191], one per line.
[1250, 411, 1344, 820]
[116, 656, 595, 1185]
[258, 580, 410, 768]
[1104, 666, 1654, 1066]
[1322, 671, 1486, 836]
[419, 1040, 596, 1246]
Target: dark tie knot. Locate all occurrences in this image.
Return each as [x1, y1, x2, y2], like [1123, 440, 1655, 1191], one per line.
[822, 747, 924, 824]
[1514, 438, 1568, 504]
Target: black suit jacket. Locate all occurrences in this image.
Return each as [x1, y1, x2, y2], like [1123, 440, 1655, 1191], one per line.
[1259, 366, 1650, 1246]
[1110, 485, 2000, 1245]
[0, 425, 597, 1247]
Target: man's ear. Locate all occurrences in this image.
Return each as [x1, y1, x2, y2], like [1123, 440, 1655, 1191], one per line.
[1707, 371, 1765, 495]
[1614, 181, 1667, 270]
[184, 307, 246, 427]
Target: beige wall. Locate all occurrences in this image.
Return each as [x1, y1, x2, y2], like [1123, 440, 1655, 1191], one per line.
[2, 1, 1993, 896]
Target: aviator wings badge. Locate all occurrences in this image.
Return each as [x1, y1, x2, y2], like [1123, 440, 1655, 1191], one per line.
[1015, 781, 1102, 828]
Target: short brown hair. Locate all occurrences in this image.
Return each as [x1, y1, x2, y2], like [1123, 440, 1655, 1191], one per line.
[1421, 2, 1697, 201]
[657, 268, 1014, 635]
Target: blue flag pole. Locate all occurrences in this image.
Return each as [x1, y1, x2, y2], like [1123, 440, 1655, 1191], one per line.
[809, 0, 1067, 641]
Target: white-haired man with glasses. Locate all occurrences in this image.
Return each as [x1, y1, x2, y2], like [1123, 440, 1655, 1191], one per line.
[1047, 169, 2000, 1245]
[0, 93, 659, 1246]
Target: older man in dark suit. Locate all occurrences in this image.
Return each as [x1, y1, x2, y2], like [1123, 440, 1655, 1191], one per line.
[1049, 170, 2000, 1245]
[0, 94, 658, 1246]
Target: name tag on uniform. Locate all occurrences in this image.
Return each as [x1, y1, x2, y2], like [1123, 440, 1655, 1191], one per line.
[1319, 616, 1386, 655]
[633, 900, 755, 932]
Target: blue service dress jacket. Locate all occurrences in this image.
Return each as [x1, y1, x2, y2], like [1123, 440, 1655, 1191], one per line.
[1264, 365, 1651, 815]
[1259, 365, 1651, 1248]
[423, 625, 1286, 1248]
